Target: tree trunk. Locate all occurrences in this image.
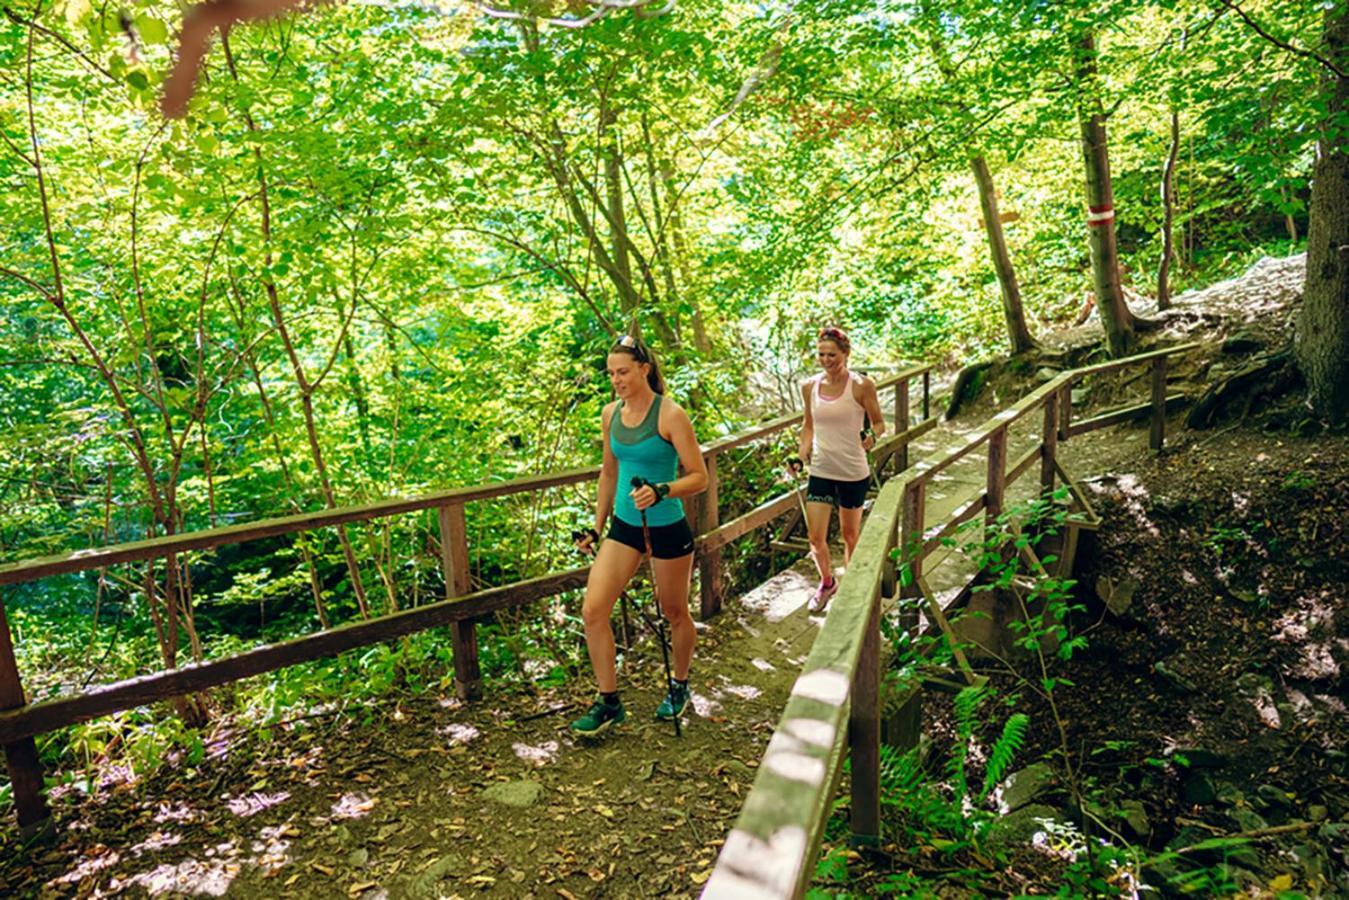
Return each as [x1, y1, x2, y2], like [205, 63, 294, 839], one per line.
[971, 155, 1036, 354]
[223, 33, 371, 619]
[1075, 31, 1135, 357]
[343, 334, 372, 459]
[601, 104, 636, 313]
[1158, 109, 1180, 311]
[1281, 184, 1299, 243]
[1295, 6, 1349, 423]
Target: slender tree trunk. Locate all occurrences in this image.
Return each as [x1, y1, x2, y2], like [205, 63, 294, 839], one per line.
[658, 157, 711, 354]
[1158, 109, 1180, 311]
[343, 334, 372, 458]
[1281, 184, 1299, 243]
[922, 6, 1032, 356]
[602, 104, 636, 311]
[971, 155, 1036, 353]
[223, 34, 371, 619]
[1074, 31, 1135, 357]
[1295, 6, 1349, 423]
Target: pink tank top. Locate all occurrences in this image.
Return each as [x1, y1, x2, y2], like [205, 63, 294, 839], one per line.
[809, 374, 869, 481]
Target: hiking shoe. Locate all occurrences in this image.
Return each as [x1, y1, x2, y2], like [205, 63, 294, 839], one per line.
[655, 680, 690, 721]
[570, 698, 626, 737]
[809, 577, 839, 613]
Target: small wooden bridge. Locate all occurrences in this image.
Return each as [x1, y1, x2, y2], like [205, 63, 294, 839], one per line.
[0, 366, 943, 834]
[0, 343, 1197, 898]
[703, 342, 1198, 898]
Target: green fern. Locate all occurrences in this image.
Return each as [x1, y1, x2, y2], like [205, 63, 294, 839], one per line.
[946, 685, 989, 802]
[878, 744, 926, 806]
[978, 712, 1029, 802]
[952, 684, 989, 739]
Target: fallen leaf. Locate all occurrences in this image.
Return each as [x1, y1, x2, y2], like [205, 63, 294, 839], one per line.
[557, 889, 580, 900]
[311, 863, 336, 876]
[347, 881, 378, 897]
[1269, 875, 1294, 892]
[690, 868, 712, 885]
[594, 805, 615, 819]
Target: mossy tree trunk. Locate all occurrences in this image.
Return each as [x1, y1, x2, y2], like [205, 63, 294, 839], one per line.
[1295, 5, 1349, 423]
[1074, 31, 1135, 358]
[971, 155, 1036, 354]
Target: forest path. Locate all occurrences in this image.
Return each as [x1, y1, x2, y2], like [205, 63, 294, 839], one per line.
[0, 252, 1318, 899]
[10, 404, 1152, 900]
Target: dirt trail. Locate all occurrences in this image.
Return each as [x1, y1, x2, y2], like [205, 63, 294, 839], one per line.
[3, 253, 1330, 898]
[0, 395, 1157, 900]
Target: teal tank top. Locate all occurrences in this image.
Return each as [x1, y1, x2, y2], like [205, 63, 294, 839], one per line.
[611, 395, 685, 527]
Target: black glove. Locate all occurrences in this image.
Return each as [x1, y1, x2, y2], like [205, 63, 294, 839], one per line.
[631, 476, 670, 501]
[571, 527, 600, 554]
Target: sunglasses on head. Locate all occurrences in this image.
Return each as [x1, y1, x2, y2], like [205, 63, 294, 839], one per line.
[615, 334, 649, 361]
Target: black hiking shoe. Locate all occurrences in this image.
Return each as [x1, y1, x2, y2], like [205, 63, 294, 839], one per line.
[655, 679, 690, 721]
[570, 697, 626, 737]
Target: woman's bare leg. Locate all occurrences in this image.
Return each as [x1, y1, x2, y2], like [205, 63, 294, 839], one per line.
[839, 505, 864, 567]
[580, 540, 642, 692]
[652, 553, 696, 679]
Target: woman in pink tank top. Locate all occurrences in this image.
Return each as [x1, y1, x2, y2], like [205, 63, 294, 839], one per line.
[796, 327, 886, 612]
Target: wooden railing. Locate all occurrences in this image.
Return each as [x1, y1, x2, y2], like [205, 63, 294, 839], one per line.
[0, 363, 934, 830]
[703, 342, 1199, 898]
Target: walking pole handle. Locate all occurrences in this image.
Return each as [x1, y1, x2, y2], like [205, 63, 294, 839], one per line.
[571, 526, 600, 557]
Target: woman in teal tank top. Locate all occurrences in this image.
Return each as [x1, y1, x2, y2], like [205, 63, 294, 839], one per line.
[569, 335, 708, 738]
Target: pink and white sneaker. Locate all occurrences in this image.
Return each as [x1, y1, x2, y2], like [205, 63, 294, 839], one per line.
[809, 577, 839, 613]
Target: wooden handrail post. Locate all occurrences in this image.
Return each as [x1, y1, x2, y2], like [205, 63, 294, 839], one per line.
[899, 482, 925, 631]
[849, 586, 881, 847]
[698, 453, 723, 620]
[0, 597, 49, 831]
[896, 378, 911, 472]
[986, 426, 1008, 526]
[922, 370, 931, 421]
[437, 503, 480, 701]
[876, 485, 901, 600]
[1057, 383, 1073, 441]
[1150, 357, 1167, 451]
[1041, 392, 1059, 498]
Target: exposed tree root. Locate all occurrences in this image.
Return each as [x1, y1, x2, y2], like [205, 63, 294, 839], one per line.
[944, 360, 995, 420]
[1185, 348, 1300, 429]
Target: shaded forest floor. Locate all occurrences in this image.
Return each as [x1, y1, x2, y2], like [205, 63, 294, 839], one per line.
[1, 563, 832, 899]
[834, 426, 1349, 898]
[2, 253, 1346, 898]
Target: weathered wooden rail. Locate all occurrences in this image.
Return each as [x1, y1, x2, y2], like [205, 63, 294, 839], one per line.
[703, 341, 1200, 898]
[0, 364, 935, 831]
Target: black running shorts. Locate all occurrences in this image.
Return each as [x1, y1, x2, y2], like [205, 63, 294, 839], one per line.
[608, 516, 695, 559]
[806, 474, 870, 510]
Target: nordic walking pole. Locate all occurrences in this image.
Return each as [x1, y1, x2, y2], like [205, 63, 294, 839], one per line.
[631, 476, 681, 737]
[571, 528, 633, 653]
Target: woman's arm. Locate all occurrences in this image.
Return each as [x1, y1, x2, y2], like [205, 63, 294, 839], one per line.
[594, 402, 619, 532]
[857, 376, 886, 450]
[798, 380, 815, 463]
[635, 401, 707, 508]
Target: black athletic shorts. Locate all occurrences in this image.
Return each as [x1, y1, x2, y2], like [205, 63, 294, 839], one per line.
[807, 474, 870, 509]
[608, 516, 695, 560]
